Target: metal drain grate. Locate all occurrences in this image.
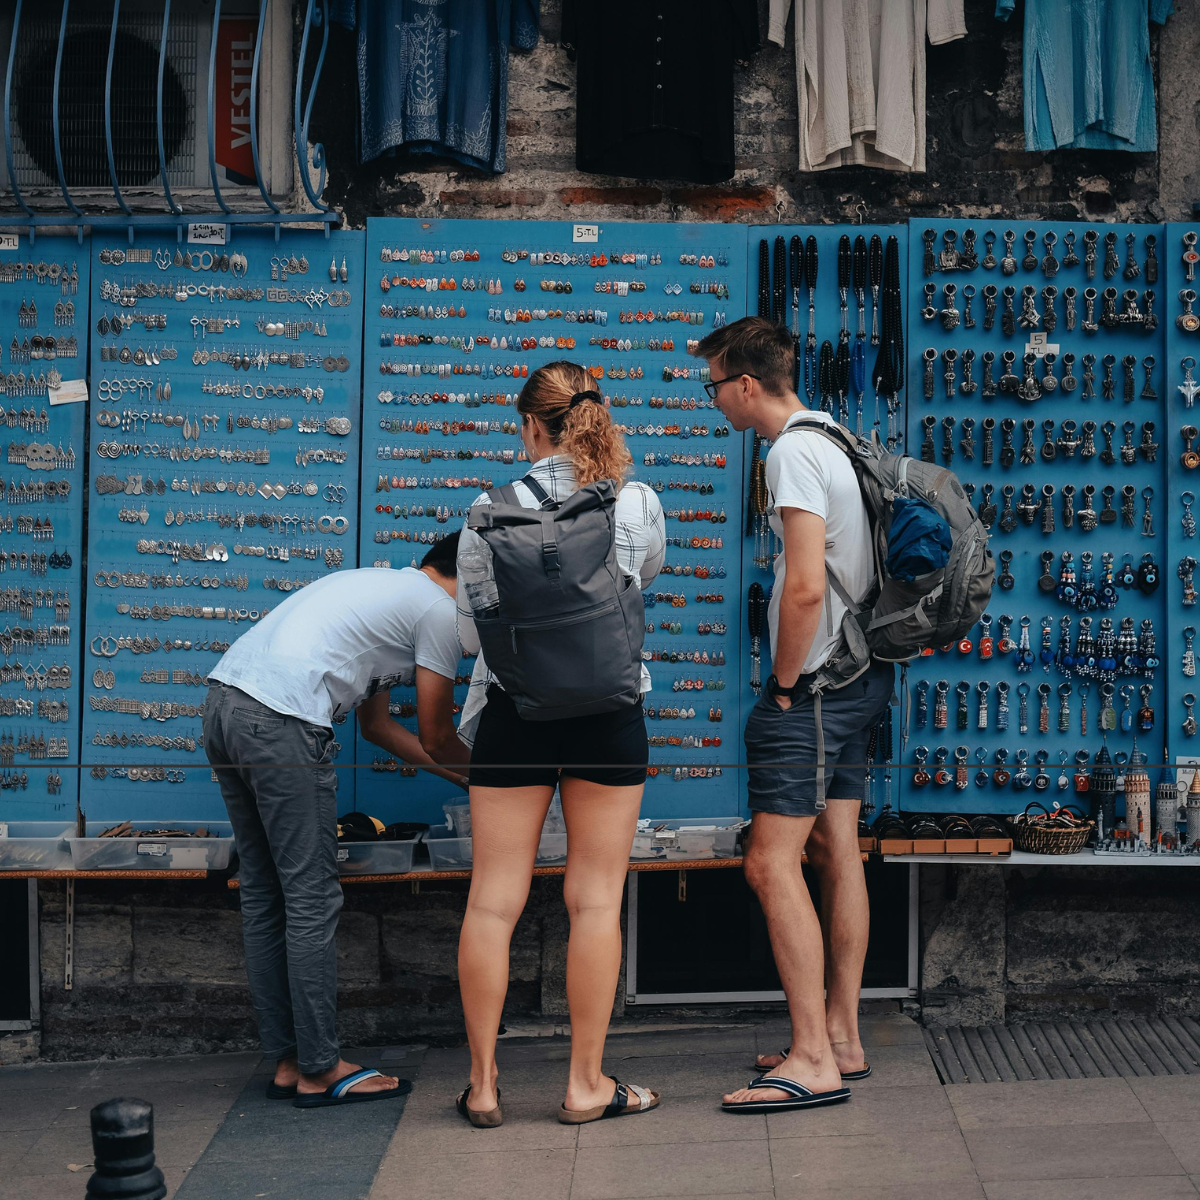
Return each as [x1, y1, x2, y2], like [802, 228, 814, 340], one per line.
[923, 1017, 1200, 1083]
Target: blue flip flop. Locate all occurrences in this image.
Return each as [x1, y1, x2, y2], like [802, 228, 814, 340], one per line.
[721, 1075, 851, 1113]
[753, 1047, 872, 1080]
[266, 1081, 297, 1100]
[293, 1068, 412, 1109]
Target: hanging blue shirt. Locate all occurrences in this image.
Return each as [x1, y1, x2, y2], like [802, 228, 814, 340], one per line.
[995, 0, 1173, 152]
[330, 0, 540, 172]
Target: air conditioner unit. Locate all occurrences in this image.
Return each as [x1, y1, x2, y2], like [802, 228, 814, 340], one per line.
[0, 0, 292, 201]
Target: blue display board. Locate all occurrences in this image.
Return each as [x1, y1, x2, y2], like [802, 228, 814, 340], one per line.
[0, 234, 88, 820]
[79, 230, 366, 823]
[742, 225, 910, 817]
[1165, 223, 1200, 772]
[358, 218, 749, 824]
[903, 220, 1168, 813]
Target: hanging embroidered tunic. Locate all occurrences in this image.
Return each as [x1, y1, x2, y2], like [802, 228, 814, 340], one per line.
[995, 0, 1173, 153]
[330, 0, 540, 172]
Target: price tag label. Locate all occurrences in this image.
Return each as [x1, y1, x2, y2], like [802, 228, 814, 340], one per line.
[337, 848, 349, 862]
[1025, 334, 1059, 358]
[0, 234, 19, 251]
[572, 224, 599, 243]
[0, 822, 8, 838]
[49, 378, 88, 406]
[188, 222, 228, 246]
[137, 842, 167, 857]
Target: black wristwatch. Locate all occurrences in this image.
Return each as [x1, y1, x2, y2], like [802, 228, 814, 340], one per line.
[766, 674, 802, 701]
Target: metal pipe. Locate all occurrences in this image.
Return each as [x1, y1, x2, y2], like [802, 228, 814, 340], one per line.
[206, 0, 231, 213]
[295, 0, 331, 213]
[51, 0, 82, 214]
[104, 0, 131, 213]
[156, 0, 182, 214]
[249, 0, 280, 213]
[2, 0, 32, 218]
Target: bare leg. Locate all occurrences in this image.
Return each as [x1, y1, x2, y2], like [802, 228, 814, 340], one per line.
[807, 799, 870, 1073]
[558, 777, 644, 1111]
[753, 799, 870, 1076]
[457, 784, 554, 1111]
[724, 812, 842, 1104]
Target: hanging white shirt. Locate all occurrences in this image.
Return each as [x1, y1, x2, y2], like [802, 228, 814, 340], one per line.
[769, 0, 967, 173]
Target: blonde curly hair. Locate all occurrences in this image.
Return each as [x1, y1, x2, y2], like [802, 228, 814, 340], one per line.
[517, 361, 632, 489]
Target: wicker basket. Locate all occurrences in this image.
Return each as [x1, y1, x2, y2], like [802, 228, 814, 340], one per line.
[1007, 801, 1094, 855]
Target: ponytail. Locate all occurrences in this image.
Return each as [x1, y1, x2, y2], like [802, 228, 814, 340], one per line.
[517, 361, 632, 489]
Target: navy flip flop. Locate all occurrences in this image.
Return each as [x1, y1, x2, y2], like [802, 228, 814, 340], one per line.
[721, 1075, 851, 1113]
[266, 1081, 298, 1100]
[752, 1047, 872, 1081]
[293, 1068, 412, 1109]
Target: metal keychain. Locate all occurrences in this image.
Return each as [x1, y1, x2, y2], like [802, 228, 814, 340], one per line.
[1184, 627, 1197, 677]
[1181, 357, 1200, 407]
[1000, 229, 1018, 275]
[1183, 492, 1196, 538]
[1184, 694, 1197, 738]
[960, 348, 977, 395]
[1064, 285, 1078, 331]
[996, 682, 1011, 731]
[1082, 353, 1097, 399]
[982, 284, 998, 331]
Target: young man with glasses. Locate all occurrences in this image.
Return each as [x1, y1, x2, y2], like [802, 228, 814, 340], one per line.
[694, 317, 893, 1114]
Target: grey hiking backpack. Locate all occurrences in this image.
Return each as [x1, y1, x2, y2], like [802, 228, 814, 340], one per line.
[777, 417, 994, 688]
[465, 475, 646, 720]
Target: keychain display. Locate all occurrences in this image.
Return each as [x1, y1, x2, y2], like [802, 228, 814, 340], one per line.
[360, 220, 746, 823]
[0, 235, 86, 817]
[906, 219, 1167, 816]
[3, 218, 1199, 843]
[80, 231, 366, 821]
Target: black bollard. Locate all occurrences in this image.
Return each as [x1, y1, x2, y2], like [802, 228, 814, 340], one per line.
[84, 1098, 167, 1200]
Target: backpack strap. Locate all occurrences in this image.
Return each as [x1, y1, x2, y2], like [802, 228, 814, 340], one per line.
[518, 474, 558, 511]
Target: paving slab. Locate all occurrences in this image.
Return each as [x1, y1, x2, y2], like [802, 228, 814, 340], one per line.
[962, 1120, 1187, 1183]
[1128, 1075, 1200, 1123]
[1158, 1122, 1200, 1175]
[982, 1179, 1200, 1200]
[768, 1128, 978, 1195]
[946, 1077, 1147, 1129]
[571, 1138, 773, 1199]
[370, 1147, 578, 1200]
[766, 1083, 955, 1139]
[576, 1094, 767, 1149]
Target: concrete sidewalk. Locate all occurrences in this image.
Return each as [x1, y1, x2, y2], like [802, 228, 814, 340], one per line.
[2, 1016, 1198, 1199]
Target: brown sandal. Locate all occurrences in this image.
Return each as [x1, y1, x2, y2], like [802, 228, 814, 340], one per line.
[456, 1083, 503, 1128]
[558, 1076, 660, 1125]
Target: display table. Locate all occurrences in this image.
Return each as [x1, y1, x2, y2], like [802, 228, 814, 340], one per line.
[883, 850, 1200, 867]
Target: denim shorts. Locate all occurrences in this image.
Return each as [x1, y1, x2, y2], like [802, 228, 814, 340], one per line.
[744, 661, 895, 817]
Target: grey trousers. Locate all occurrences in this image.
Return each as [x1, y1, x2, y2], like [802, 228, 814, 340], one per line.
[203, 682, 342, 1074]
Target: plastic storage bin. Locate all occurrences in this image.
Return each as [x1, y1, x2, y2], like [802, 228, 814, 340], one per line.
[0, 822, 74, 871]
[424, 824, 472, 870]
[68, 822, 235, 871]
[336, 834, 419, 875]
[629, 818, 745, 861]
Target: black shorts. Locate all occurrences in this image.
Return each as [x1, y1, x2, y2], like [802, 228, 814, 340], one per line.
[470, 685, 648, 789]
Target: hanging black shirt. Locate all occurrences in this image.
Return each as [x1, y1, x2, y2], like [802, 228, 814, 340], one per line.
[562, 0, 759, 184]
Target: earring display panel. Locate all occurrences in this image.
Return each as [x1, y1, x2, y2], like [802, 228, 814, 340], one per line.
[742, 225, 909, 820]
[1165, 223, 1200, 788]
[905, 219, 1168, 817]
[0, 234, 88, 819]
[81, 231, 366, 822]
[358, 218, 748, 824]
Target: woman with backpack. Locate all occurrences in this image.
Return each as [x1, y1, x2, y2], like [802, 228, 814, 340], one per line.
[453, 361, 666, 1127]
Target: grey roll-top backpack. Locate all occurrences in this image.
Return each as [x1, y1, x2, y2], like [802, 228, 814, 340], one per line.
[465, 475, 646, 720]
[774, 417, 994, 799]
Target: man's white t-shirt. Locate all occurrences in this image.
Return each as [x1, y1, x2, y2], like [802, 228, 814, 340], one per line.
[766, 409, 874, 675]
[209, 567, 461, 726]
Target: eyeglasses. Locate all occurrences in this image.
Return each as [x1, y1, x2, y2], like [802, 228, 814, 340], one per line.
[703, 373, 759, 399]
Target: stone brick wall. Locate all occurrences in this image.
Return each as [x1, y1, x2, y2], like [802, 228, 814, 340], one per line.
[312, 0, 1198, 228]
[920, 866, 1200, 1028]
[32, 877, 589, 1061]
